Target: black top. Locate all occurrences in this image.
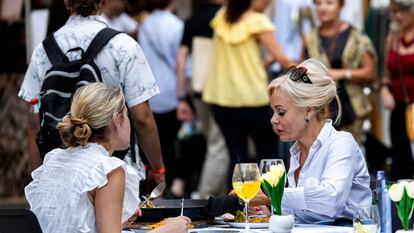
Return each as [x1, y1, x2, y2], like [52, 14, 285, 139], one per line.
[319, 26, 352, 68]
[180, 3, 221, 52]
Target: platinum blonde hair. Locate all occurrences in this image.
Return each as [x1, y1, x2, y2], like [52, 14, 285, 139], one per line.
[268, 58, 342, 124]
[57, 82, 125, 147]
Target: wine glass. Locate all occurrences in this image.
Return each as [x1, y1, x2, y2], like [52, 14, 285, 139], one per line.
[232, 163, 261, 232]
[353, 205, 381, 233]
[259, 159, 286, 214]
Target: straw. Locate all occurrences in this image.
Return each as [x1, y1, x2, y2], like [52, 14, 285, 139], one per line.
[236, 154, 244, 183]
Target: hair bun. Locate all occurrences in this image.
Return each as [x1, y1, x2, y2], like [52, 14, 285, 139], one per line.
[69, 116, 88, 126]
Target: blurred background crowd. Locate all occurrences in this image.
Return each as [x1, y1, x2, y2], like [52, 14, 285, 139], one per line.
[0, 0, 412, 204]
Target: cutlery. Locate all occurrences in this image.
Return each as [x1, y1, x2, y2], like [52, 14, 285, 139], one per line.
[180, 198, 184, 216]
[139, 182, 166, 208]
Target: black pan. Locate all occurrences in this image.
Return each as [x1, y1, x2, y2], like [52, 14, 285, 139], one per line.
[137, 199, 213, 222]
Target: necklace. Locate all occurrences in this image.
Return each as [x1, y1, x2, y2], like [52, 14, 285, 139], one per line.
[401, 35, 414, 48]
[319, 21, 342, 64]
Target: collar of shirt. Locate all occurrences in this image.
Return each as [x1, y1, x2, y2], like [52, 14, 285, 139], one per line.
[66, 15, 109, 27]
[66, 142, 110, 157]
[288, 120, 333, 184]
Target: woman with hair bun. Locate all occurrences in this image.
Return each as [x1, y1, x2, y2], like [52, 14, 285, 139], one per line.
[25, 83, 191, 233]
[252, 59, 371, 224]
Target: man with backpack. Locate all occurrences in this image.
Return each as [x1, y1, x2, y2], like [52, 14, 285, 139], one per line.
[18, 0, 165, 188]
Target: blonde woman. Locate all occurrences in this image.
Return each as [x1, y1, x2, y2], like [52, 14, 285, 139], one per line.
[25, 83, 191, 233]
[252, 59, 371, 224]
[202, 0, 294, 187]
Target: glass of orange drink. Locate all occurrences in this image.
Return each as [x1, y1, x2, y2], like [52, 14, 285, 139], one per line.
[232, 163, 261, 232]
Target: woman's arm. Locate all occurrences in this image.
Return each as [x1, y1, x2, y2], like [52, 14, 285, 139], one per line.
[380, 33, 396, 110]
[95, 166, 125, 233]
[176, 46, 194, 121]
[257, 31, 295, 70]
[329, 51, 377, 83]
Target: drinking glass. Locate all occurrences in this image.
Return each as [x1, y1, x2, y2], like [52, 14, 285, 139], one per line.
[259, 159, 285, 214]
[353, 205, 381, 233]
[232, 163, 261, 232]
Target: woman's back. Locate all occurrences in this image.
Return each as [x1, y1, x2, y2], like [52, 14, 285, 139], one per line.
[25, 143, 137, 233]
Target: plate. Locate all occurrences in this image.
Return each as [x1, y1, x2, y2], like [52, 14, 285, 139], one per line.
[213, 217, 226, 225]
[226, 222, 269, 229]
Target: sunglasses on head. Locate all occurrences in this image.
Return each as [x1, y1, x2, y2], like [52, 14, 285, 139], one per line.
[288, 66, 312, 84]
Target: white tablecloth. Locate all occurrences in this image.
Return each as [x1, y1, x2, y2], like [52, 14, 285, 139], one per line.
[128, 224, 353, 233]
[187, 225, 353, 233]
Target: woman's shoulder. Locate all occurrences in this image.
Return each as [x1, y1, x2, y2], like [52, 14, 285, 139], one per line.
[321, 122, 358, 149]
[212, 10, 273, 44]
[243, 11, 274, 31]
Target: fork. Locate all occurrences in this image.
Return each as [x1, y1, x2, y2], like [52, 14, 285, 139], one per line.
[139, 182, 166, 207]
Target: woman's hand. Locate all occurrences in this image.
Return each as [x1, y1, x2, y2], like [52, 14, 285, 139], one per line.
[124, 209, 142, 228]
[150, 216, 192, 233]
[328, 69, 345, 81]
[249, 190, 270, 207]
[177, 101, 194, 121]
[249, 205, 271, 217]
[380, 86, 395, 110]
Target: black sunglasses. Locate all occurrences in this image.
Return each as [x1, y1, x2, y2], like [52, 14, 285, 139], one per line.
[287, 66, 312, 84]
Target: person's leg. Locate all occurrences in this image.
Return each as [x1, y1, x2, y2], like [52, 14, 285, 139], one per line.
[243, 106, 279, 162]
[153, 110, 181, 187]
[390, 102, 414, 181]
[212, 105, 248, 190]
[196, 100, 230, 198]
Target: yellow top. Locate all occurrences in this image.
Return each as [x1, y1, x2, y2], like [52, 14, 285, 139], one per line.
[202, 9, 274, 107]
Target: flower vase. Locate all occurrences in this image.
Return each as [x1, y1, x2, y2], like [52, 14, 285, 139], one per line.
[395, 230, 414, 233]
[268, 214, 295, 233]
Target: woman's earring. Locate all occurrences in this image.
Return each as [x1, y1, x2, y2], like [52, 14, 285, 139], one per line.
[305, 118, 309, 123]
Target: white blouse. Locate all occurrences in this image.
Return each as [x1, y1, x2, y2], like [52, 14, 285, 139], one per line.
[282, 120, 372, 223]
[25, 143, 140, 233]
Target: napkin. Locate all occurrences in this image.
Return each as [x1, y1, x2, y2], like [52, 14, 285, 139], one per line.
[205, 195, 244, 216]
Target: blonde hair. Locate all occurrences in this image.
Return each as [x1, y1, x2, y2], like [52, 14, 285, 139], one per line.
[268, 58, 342, 124]
[57, 83, 125, 147]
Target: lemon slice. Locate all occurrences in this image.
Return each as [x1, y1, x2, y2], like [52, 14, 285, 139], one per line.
[354, 222, 371, 233]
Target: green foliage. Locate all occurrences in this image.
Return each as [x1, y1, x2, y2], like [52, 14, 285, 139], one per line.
[261, 172, 286, 215]
[395, 188, 414, 230]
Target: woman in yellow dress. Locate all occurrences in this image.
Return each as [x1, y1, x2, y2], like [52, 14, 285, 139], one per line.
[202, 0, 294, 187]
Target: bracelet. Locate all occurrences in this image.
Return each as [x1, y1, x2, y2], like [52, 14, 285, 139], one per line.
[344, 69, 352, 80]
[380, 82, 392, 89]
[151, 166, 166, 175]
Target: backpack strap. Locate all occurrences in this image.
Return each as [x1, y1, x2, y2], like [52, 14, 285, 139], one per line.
[84, 28, 122, 59]
[43, 34, 65, 66]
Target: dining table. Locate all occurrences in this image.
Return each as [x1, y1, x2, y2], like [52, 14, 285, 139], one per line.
[125, 223, 353, 233]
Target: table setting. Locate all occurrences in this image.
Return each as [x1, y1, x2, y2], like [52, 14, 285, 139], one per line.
[127, 159, 357, 233]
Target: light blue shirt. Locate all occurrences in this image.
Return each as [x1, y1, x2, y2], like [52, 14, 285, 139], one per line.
[271, 0, 314, 73]
[139, 10, 183, 113]
[282, 120, 371, 223]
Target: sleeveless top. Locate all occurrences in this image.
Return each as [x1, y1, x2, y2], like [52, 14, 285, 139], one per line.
[305, 26, 377, 118]
[25, 143, 140, 233]
[387, 48, 414, 102]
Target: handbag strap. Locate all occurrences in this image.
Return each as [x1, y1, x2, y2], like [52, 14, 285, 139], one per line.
[395, 34, 411, 103]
